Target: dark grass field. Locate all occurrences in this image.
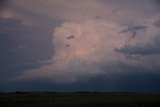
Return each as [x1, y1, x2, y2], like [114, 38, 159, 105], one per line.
[0, 92, 160, 107]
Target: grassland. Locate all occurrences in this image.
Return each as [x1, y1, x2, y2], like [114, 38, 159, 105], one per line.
[0, 92, 160, 107]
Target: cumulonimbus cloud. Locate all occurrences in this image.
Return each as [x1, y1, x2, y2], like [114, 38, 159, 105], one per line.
[13, 19, 129, 83]
[10, 0, 160, 83]
[13, 13, 160, 83]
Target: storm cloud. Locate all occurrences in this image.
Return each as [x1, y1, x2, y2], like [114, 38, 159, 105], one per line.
[14, 13, 160, 83]
[0, 0, 160, 88]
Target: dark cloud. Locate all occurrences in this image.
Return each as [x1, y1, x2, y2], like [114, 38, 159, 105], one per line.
[67, 35, 75, 39]
[0, 0, 8, 8]
[153, 34, 160, 45]
[0, 18, 53, 62]
[1, 71, 160, 92]
[120, 26, 147, 39]
[154, 19, 160, 28]
[115, 31, 160, 55]
[0, 0, 9, 18]
[152, 0, 160, 5]
[0, 18, 54, 80]
[114, 43, 160, 55]
[120, 26, 147, 34]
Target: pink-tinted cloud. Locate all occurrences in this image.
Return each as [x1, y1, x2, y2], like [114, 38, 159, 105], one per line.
[9, 0, 160, 83]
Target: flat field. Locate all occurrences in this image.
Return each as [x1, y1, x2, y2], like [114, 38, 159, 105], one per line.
[0, 92, 160, 107]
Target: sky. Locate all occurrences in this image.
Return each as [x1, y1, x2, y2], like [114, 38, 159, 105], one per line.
[0, 0, 160, 92]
